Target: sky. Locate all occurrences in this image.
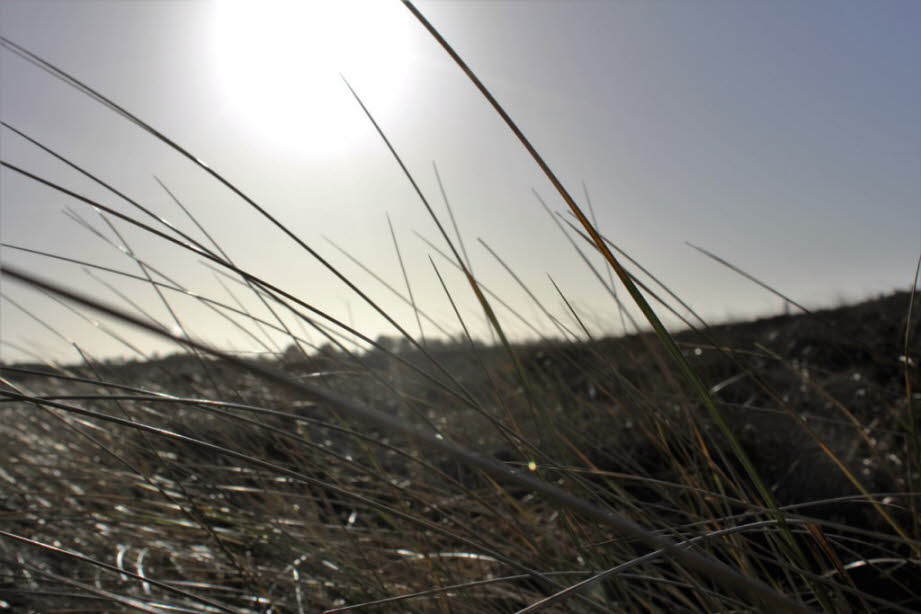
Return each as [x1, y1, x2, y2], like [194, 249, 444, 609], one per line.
[1, 0, 919, 364]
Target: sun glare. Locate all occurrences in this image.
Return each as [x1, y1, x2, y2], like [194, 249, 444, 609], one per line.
[211, 0, 413, 157]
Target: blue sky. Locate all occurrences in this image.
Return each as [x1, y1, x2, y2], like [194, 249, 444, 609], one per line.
[1, 0, 919, 363]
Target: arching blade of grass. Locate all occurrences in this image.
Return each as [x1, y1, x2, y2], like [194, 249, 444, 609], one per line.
[410, 28, 823, 603]
[400, 0, 778, 495]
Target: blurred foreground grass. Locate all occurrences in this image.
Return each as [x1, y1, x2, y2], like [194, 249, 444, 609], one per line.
[1, 3, 920, 612]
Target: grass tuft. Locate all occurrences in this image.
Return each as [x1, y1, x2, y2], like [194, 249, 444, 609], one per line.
[1, 4, 920, 613]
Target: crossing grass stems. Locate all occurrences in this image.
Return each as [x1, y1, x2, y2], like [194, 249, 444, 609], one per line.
[1, 2, 920, 613]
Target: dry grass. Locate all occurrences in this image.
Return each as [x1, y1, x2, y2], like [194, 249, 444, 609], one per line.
[1, 3, 920, 613]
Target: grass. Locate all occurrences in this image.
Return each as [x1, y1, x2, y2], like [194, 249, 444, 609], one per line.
[1, 2, 920, 612]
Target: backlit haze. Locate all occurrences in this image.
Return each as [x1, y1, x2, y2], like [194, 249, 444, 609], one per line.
[1, 0, 919, 363]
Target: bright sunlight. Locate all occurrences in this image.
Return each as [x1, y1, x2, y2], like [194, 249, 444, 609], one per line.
[210, 0, 413, 157]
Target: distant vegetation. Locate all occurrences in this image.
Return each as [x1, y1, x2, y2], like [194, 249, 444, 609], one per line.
[1, 3, 920, 613]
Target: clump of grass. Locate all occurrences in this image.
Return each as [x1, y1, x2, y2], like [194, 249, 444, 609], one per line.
[1, 3, 920, 613]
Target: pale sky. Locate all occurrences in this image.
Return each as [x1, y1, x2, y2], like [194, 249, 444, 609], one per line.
[1, 0, 919, 363]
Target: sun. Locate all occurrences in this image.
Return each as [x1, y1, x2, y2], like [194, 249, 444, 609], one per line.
[210, 0, 413, 157]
